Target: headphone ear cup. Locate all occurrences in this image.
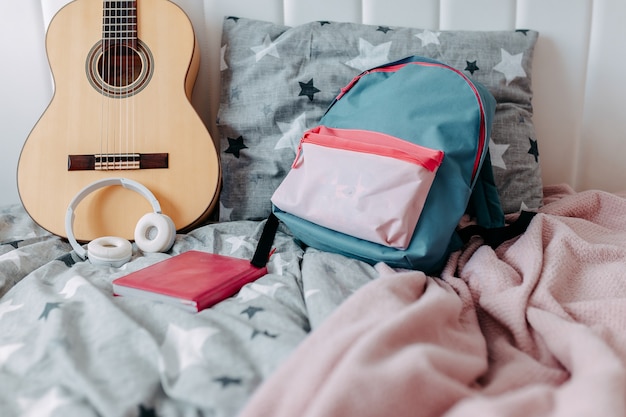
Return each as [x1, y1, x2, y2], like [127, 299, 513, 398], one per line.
[134, 213, 176, 253]
[87, 236, 133, 267]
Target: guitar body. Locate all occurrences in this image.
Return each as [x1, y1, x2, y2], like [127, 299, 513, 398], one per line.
[17, 0, 220, 242]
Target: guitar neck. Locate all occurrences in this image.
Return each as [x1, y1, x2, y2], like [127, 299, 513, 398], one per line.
[102, 0, 138, 47]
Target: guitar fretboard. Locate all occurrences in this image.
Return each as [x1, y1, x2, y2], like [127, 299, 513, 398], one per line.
[102, 1, 137, 47]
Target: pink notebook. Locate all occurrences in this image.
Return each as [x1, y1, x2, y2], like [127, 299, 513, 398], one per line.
[112, 250, 267, 312]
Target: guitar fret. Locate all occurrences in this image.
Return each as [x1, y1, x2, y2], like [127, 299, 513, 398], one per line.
[102, 0, 137, 43]
[102, 35, 138, 40]
[103, 1, 136, 8]
[102, 12, 137, 19]
[103, 23, 136, 27]
[103, 18, 135, 23]
[103, 27, 137, 33]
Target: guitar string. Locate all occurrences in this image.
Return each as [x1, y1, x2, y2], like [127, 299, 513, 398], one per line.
[110, 2, 115, 170]
[125, 0, 136, 171]
[130, 1, 135, 171]
[101, 1, 138, 171]
[135, 1, 140, 170]
[101, 4, 106, 170]
[117, 4, 122, 169]
[106, 2, 113, 170]
[120, 4, 124, 171]
[109, 18, 114, 170]
[122, 21, 126, 171]
[118, 3, 124, 171]
[108, 5, 112, 169]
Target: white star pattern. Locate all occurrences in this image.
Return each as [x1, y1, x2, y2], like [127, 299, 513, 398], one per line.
[489, 140, 510, 170]
[345, 38, 392, 71]
[59, 276, 87, 299]
[251, 34, 280, 62]
[1, 249, 22, 268]
[236, 282, 285, 303]
[226, 236, 255, 254]
[236, 286, 260, 303]
[159, 324, 219, 378]
[275, 112, 308, 152]
[305, 289, 320, 299]
[494, 49, 526, 85]
[0, 299, 22, 320]
[415, 29, 441, 47]
[18, 387, 72, 417]
[220, 44, 228, 71]
[0, 343, 23, 367]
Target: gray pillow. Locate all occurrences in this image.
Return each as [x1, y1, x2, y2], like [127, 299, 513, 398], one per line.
[217, 17, 541, 220]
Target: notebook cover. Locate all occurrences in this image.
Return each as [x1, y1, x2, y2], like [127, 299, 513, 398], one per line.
[112, 250, 267, 312]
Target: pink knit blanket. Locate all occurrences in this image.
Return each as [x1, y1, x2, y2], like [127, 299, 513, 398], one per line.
[239, 185, 626, 417]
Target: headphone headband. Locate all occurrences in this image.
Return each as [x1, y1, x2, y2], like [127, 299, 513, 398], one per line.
[65, 178, 163, 259]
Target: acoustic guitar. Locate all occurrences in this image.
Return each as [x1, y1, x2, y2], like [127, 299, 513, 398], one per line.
[17, 0, 220, 242]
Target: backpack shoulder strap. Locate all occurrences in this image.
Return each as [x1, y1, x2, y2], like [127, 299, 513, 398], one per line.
[467, 151, 505, 228]
[457, 210, 537, 248]
[251, 213, 280, 268]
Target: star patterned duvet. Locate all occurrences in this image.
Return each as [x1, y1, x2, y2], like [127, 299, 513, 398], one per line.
[0, 204, 376, 416]
[3, 184, 626, 417]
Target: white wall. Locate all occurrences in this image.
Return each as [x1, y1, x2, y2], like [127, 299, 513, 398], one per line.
[2, 0, 625, 209]
[0, 2, 53, 206]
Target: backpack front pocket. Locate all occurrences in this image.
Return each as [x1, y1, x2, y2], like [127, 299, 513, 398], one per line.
[271, 126, 444, 249]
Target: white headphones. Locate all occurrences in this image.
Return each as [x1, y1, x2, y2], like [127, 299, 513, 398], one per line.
[65, 178, 176, 267]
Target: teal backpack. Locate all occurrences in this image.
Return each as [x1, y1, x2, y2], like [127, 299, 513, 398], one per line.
[253, 56, 532, 274]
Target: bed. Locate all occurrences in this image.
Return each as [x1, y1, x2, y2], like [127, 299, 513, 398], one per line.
[2, 0, 626, 416]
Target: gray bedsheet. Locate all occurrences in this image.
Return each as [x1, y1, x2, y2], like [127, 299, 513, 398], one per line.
[0, 204, 378, 416]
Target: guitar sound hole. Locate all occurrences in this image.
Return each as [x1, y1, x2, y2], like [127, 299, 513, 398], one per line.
[98, 45, 142, 88]
[87, 40, 153, 98]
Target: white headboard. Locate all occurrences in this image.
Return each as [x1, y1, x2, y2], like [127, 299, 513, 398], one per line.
[1, 0, 624, 207]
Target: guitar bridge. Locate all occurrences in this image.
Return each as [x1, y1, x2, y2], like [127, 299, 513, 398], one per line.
[95, 154, 140, 170]
[68, 153, 168, 171]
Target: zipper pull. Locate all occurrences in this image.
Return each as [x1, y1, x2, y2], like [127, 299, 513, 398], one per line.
[292, 139, 305, 168]
[336, 70, 369, 100]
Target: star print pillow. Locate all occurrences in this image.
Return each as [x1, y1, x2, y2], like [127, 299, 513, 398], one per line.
[217, 17, 541, 220]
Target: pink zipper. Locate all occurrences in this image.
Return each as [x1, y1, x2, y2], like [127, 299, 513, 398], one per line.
[293, 126, 444, 171]
[334, 61, 487, 181]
